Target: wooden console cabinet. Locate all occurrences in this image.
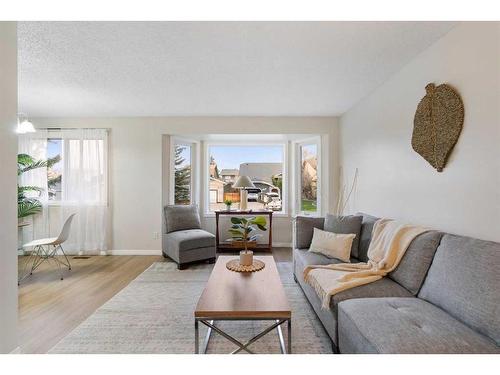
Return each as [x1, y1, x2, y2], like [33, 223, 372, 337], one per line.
[215, 210, 273, 252]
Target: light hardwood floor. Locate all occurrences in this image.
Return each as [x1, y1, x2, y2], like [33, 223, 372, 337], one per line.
[18, 255, 162, 353]
[18, 248, 292, 354]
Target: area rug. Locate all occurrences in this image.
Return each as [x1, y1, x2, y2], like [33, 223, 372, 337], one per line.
[49, 261, 333, 354]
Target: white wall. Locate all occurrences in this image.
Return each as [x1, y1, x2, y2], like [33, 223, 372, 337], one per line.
[340, 22, 500, 242]
[0, 22, 18, 353]
[32, 117, 339, 252]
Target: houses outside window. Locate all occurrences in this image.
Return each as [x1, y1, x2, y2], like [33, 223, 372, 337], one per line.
[207, 145, 285, 213]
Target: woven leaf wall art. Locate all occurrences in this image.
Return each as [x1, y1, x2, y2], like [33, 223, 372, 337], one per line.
[412, 83, 464, 172]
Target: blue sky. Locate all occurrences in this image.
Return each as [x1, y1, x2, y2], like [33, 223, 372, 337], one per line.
[209, 145, 283, 169]
[47, 139, 60, 157]
[302, 144, 317, 159]
[47, 139, 62, 173]
[176, 145, 191, 167]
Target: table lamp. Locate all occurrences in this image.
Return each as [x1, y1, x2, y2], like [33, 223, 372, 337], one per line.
[232, 175, 255, 211]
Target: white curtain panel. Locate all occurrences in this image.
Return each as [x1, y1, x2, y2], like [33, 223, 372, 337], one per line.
[18, 128, 109, 255]
[60, 129, 109, 254]
[18, 131, 50, 241]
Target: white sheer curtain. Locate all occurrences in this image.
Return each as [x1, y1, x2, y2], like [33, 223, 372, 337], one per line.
[18, 128, 109, 254]
[60, 129, 109, 254]
[18, 131, 49, 241]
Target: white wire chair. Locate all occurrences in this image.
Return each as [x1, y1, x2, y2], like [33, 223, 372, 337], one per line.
[19, 213, 76, 284]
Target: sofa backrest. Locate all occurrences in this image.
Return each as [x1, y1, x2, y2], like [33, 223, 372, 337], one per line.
[418, 234, 500, 345]
[356, 213, 379, 262]
[357, 212, 443, 295]
[388, 231, 443, 295]
[293, 216, 324, 249]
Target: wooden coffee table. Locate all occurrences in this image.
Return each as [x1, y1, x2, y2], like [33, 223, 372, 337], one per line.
[194, 255, 291, 354]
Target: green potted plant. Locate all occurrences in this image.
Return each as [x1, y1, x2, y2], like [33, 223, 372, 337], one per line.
[228, 216, 267, 266]
[17, 153, 60, 219]
[224, 198, 233, 211]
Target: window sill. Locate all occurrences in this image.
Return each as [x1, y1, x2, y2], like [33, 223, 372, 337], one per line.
[46, 202, 109, 207]
[295, 212, 322, 217]
[203, 212, 290, 219]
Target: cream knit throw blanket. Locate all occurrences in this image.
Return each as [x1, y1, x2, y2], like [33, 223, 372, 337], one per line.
[304, 218, 429, 309]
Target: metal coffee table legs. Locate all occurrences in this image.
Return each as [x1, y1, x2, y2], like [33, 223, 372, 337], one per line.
[195, 318, 292, 354]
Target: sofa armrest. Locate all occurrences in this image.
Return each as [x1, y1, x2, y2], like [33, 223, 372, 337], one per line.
[293, 215, 325, 249]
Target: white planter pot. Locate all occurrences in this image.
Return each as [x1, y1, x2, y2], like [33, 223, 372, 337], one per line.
[239, 250, 253, 266]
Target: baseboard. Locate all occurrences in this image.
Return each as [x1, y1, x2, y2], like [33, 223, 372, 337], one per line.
[9, 346, 21, 354]
[272, 242, 292, 248]
[97, 246, 290, 256]
[107, 249, 163, 256]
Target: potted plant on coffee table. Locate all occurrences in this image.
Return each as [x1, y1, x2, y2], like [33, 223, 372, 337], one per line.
[228, 216, 267, 266]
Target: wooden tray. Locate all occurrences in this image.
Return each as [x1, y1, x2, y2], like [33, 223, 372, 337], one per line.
[226, 259, 265, 273]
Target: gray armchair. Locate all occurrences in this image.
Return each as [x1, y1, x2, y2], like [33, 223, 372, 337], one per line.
[162, 205, 216, 270]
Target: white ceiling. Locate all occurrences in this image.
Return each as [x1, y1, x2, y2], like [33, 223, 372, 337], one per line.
[18, 21, 456, 117]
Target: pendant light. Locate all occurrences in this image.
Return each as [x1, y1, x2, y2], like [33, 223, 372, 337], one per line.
[16, 114, 36, 134]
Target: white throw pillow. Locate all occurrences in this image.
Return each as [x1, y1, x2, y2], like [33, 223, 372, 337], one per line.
[308, 227, 355, 262]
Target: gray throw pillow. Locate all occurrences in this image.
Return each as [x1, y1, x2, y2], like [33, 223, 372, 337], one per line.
[324, 214, 362, 258]
[165, 205, 201, 233]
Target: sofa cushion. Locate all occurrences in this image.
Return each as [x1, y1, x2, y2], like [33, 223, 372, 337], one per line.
[331, 278, 412, 314]
[294, 247, 346, 267]
[418, 234, 500, 345]
[164, 205, 201, 233]
[356, 213, 380, 262]
[294, 248, 412, 345]
[294, 249, 411, 310]
[338, 297, 499, 354]
[324, 214, 363, 258]
[293, 256, 337, 341]
[389, 231, 443, 295]
[166, 229, 215, 253]
[294, 216, 324, 249]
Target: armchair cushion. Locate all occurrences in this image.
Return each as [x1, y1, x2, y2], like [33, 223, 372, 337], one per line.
[165, 229, 215, 264]
[166, 229, 215, 253]
[165, 205, 201, 233]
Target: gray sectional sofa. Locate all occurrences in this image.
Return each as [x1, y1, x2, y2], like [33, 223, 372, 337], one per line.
[293, 213, 500, 354]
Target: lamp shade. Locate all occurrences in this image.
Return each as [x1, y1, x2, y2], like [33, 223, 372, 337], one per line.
[232, 175, 255, 189]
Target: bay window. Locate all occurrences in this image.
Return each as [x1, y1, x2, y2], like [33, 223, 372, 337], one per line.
[168, 134, 325, 217]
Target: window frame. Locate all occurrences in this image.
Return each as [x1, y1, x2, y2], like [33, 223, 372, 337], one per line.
[169, 136, 199, 206]
[44, 129, 109, 207]
[294, 136, 322, 217]
[46, 137, 64, 204]
[203, 141, 289, 217]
